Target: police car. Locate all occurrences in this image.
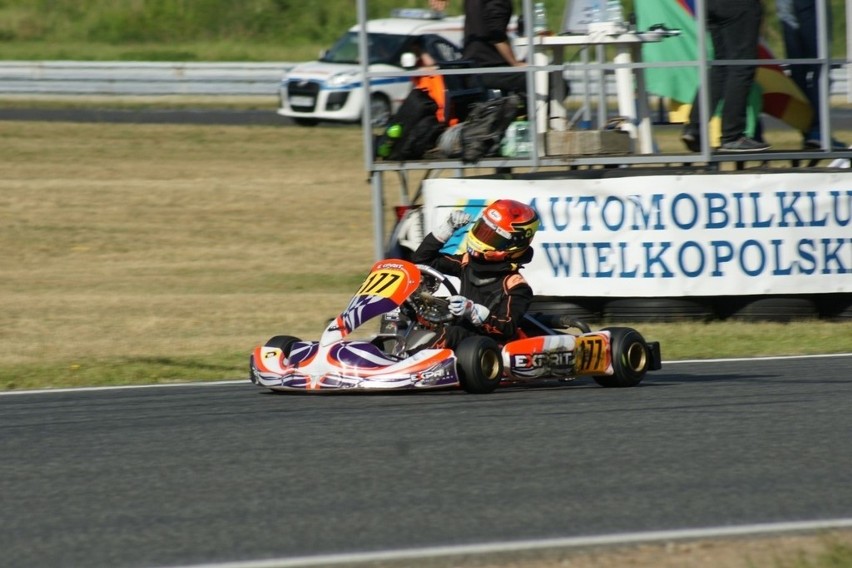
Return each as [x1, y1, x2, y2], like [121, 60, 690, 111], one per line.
[277, 9, 464, 127]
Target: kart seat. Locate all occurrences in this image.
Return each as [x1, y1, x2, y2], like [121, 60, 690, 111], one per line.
[370, 329, 437, 357]
[403, 329, 438, 353]
[519, 313, 555, 337]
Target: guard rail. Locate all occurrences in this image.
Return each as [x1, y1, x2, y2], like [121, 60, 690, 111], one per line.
[0, 60, 847, 98]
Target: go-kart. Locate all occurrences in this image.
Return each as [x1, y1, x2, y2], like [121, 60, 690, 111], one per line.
[249, 259, 661, 393]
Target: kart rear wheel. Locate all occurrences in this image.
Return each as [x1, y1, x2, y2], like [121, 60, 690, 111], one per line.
[456, 336, 503, 394]
[594, 327, 650, 388]
[264, 335, 301, 357]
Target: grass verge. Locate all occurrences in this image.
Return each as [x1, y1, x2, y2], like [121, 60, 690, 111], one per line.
[1, 119, 850, 391]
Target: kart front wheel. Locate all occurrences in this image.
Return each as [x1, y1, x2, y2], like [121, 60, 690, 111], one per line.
[264, 335, 302, 357]
[456, 336, 504, 394]
[594, 327, 649, 388]
[249, 335, 302, 385]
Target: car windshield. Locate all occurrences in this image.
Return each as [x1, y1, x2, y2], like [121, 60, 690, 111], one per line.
[321, 32, 409, 65]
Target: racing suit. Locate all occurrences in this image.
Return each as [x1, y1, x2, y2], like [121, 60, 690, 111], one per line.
[411, 232, 534, 348]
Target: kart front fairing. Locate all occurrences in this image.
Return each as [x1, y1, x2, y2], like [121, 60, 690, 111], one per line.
[251, 259, 460, 391]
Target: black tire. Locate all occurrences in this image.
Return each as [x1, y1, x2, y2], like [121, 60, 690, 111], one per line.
[818, 293, 852, 321]
[369, 93, 392, 127]
[264, 335, 301, 357]
[293, 118, 319, 127]
[593, 327, 650, 388]
[728, 296, 818, 322]
[527, 298, 603, 323]
[456, 336, 504, 394]
[250, 335, 301, 385]
[603, 298, 712, 323]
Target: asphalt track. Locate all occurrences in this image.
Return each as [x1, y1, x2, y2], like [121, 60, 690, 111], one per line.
[1, 354, 851, 568]
[1, 107, 851, 128]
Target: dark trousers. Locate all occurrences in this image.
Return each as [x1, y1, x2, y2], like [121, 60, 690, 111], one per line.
[781, 0, 825, 136]
[479, 68, 527, 97]
[688, 0, 762, 144]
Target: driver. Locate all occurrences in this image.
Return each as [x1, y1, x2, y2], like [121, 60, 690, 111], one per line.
[411, 199, 540, 348]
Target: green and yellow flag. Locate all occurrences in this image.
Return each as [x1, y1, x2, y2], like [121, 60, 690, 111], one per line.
[635, 0, 812, 137]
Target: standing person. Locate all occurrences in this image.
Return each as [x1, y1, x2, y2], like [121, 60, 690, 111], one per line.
[681, 0, 770, 152]
[462, 0, 527, 95]
[429, 0, 449, 15]
[777, 0, 845, 149]
[411, 200, 540, 349]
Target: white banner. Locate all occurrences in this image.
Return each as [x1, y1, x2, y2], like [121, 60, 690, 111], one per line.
[422, 173, 852, 297]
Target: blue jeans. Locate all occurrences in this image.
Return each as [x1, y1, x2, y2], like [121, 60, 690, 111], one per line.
[781, 0, 827, 137]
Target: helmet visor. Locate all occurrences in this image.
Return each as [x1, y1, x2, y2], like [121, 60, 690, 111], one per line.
[469, 217, 514, 251]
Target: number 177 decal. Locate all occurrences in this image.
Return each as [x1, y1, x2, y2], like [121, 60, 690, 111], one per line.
[356, 270, 402, 297]
[574, 335, 610, 375]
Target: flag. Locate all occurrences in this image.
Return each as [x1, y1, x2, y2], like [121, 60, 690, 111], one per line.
[635, 0, 812, 135]
[754, 43, 813, 132]
[636, 0, 701, 105]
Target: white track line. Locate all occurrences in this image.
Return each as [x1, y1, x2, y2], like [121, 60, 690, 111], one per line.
[162, 518, 852, 568]
[663, 352, 852, 365]
[2, 353, 850, 397]
[0, 379, 247, 396]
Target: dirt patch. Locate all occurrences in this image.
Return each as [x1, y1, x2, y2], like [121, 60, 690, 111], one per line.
[359, 530, 852, 568]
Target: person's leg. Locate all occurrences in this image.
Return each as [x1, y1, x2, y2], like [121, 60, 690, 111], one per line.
[791, 0, 826, 143]
[713, 0, 761, 144]
[432, 325, 479, 349]
[782, 19, 813, 115]
[683, 19, 727, 151]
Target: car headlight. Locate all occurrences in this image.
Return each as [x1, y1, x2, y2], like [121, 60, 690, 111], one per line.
[326, 71, 360, 88]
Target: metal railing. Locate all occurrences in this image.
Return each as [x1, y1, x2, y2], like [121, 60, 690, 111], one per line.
[0, 60, 846, 99]
[0, 61, 295, 97]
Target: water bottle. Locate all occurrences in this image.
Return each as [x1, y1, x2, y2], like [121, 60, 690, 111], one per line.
[533, 2, 548, 35]
[606, 0, 623, 23]
[501, 120, 531, 158]
[593, 0, 605, 23]
[514, 120, 532, 157]
[377, 123, 403, 158]
[386, 123, 403, 139]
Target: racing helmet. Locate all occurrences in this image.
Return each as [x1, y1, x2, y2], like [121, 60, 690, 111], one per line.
[466, 199, 540, 262]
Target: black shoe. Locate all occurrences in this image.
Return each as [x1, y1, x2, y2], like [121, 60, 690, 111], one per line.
[681, 127, 700, 152]
[718, 137, 770, 152]
[804, 137, 848, 150]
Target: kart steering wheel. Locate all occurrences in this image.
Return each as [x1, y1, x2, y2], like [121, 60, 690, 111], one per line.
[407, 264, 459, 325]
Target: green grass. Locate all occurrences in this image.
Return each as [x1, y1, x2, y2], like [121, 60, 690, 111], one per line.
[0, 0, 847, 61]
[1, 120, 850, 391]
[774, 539, 852, 568]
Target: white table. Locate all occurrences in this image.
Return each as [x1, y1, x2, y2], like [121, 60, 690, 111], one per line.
[517, 29, 671, 155]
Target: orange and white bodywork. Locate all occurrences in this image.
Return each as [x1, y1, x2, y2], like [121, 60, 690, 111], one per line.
[502, 331, 614, 381]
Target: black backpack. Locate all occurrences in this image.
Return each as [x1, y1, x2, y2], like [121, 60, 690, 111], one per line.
[376, 88, 445, 161]
[460, 94, 521, 163]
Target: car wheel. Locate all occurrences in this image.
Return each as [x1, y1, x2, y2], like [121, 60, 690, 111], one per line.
[593, 327, 649, 388]
[456, 336, 503, 394]
[293, 118, 319, 127]
[369, 93, 392, 127]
